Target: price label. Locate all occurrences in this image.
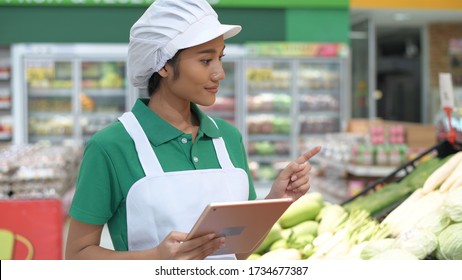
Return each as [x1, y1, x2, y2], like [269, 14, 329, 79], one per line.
[439, 73, 455, 109]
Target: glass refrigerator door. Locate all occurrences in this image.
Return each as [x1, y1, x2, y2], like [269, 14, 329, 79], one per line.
[80, 60, 126, 141]
[197, 58, 241, 126]
[26, 59, 74, 144]
[245, 59, 293, 185]
[297, 59, 344, 158]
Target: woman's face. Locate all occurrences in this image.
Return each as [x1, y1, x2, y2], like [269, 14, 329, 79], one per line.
[162, 36, 226, 107]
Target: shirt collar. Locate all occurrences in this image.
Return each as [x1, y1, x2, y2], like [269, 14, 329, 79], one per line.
[131, 99, 221, 146]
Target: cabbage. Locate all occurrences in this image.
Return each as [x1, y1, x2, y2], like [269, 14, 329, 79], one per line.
[436, 223, 462, 260]
[360, 238, 396, 260]
[414, 208, 452, 235]
[370, 249, 418, 260]
[443, 186, 462, 222]
[393, 229, 437, 259]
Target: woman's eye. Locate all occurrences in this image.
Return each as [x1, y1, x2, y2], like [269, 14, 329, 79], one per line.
[201, 59, 212, 64]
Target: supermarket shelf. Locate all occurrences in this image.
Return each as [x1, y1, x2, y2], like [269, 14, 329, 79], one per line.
[346, 163, 405, 178]
[314, 156, 406, 178]
[0, 132, 12, 141]
[0, 102, 11, 110]
[82, 89, 125, 97]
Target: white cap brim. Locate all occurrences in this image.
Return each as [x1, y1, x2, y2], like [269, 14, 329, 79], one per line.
[163, 14, 241, 56]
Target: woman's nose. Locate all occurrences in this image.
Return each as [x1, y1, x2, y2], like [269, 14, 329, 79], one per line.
[211, 66, 225, 81]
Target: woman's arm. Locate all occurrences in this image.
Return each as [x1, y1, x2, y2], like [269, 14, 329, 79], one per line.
[266, 146, 321, 201]
[65, 217, 225, 260]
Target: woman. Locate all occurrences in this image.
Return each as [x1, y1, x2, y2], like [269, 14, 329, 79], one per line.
[65, 0, 321, 260]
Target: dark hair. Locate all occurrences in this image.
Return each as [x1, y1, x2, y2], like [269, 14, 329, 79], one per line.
[147, 49, 183, 97]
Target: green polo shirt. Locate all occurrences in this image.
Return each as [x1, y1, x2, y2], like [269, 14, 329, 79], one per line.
[69, 98, 256, 250]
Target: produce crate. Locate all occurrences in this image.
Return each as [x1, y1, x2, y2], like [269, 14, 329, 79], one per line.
[341, 139, 462, 219]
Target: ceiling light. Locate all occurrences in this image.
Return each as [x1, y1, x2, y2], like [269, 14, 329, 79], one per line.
[394, 13, 410, 21]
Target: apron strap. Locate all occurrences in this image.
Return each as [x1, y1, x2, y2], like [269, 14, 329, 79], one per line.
[118, 112, 164, 176]
[208, 116, 236, 169]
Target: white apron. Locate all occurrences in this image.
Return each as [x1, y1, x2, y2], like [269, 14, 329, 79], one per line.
[118, 112, 249, 260]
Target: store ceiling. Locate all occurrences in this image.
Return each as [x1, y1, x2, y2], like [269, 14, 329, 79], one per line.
[351, 9, 462, 27]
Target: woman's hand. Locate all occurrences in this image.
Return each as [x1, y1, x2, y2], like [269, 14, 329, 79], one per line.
[154, 231, 225, 260]
[266, 146, 321, 201]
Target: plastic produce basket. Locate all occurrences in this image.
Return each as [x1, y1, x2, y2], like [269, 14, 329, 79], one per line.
[341, 139, 462, 219]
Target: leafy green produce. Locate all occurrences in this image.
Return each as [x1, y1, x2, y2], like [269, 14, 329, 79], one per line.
[370, 249, 418, 260]
[443, 186, 462, 222]
[360, 238, 396, 260]
[414, 208, 451, 235]
[393, 229, 437, 260]
[435, 223, 462, 260]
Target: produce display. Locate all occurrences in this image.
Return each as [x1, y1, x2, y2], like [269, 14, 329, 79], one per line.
[0, 143, 82, 199]
[248, 144, 462, 260]
[24, 59, 127, 143]
[342, 155, 447, 217]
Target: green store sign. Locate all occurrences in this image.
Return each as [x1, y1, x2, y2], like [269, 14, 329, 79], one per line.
[0, 0, 348, 8]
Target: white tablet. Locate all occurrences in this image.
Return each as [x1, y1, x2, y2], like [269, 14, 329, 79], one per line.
[185, 198, 293, 256]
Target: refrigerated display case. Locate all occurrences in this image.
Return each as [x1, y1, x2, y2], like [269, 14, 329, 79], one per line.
[244, 59, 293, 185]
[11, 44, 136, 145]
[243, 56, 349, 193]
[0, 46, 12, 144]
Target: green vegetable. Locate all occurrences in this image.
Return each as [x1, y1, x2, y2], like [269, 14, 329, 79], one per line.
[393, 229, 437, 259]
[344, 157, 446, 217]
[414, 208, 451, 235]
[435, 223, 462, 260]
[360, 238, 396, 260]
[259, 248, 302, 260]
[246, 253, 261, 260]
[371, 249, 419, 260]
[279, 193, 323, 228]
[290, 220, 319, 237]
[443, 186, 462, 222]
[253, 222, 282, 254]
[269, 238, 288, 251]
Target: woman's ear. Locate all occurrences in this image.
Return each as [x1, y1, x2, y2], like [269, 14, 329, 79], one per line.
[158, 66, 168, 78]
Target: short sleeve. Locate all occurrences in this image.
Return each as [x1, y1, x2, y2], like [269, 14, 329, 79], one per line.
[68, 139, 122, 225]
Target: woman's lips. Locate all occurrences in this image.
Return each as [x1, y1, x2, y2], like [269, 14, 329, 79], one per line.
[205, 87, 219, 94]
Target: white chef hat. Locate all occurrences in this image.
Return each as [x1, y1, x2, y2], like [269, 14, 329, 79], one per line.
[127, 0, 242, 88]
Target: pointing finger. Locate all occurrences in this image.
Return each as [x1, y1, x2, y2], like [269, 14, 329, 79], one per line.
[295, 146, 322, 164]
